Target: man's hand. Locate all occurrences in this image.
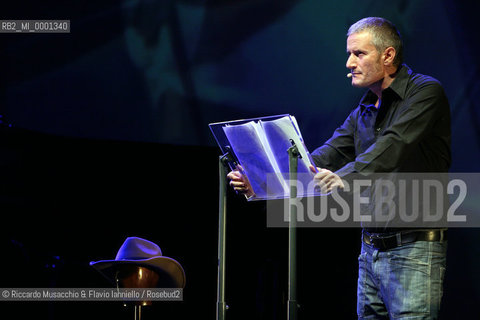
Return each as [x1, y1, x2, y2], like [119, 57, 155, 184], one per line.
[309, 165, 345, 194]
[227, 166, 255, 198]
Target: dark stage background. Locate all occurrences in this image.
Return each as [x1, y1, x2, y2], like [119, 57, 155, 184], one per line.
[1, 0, 479, 319]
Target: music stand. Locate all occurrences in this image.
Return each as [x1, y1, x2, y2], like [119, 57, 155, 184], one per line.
[209, 115, 316, 320]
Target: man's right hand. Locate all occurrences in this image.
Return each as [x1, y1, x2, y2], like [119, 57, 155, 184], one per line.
[226, 166, 255, 198]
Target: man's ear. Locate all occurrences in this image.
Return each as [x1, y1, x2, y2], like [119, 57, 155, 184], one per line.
[383, 46, 396, 66]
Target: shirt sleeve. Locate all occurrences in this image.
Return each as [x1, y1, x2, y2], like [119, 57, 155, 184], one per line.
[311, 108, 357, 171]
[337, 80, 450, 177]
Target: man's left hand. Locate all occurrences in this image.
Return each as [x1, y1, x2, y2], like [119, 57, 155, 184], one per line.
[309, 165, 345, 194]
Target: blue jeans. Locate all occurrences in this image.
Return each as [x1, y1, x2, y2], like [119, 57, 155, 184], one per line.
[357, 239, 447, 319]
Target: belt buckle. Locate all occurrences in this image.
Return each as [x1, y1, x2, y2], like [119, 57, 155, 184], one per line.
[363, 233, 372, 245]
[369, 234, 380, 248]
[364, 233, 384, 249]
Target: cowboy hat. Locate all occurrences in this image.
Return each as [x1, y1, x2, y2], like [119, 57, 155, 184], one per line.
[90, 237, 186, 288]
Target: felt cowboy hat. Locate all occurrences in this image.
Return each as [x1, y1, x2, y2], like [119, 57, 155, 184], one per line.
[90, 237, 186, 288]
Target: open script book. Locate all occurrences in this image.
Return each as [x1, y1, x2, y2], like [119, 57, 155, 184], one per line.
[210, 115, 317, 200]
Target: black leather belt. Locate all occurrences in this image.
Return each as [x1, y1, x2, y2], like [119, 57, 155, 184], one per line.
[362, 230, 447, 251]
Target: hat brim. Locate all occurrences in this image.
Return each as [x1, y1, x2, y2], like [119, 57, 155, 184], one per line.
[90, 256, 186, 288]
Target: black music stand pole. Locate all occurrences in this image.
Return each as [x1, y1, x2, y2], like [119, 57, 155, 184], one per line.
[217, 153, 231, 320]
[287, 141, 300, 320]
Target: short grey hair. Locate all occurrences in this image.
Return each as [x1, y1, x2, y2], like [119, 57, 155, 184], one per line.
[347, 17, 403, 67]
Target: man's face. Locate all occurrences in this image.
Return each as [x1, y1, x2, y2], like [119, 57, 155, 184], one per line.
[346, 31, 385, 89]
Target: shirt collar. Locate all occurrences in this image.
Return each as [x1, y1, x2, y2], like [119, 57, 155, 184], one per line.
[387, 63, 411, 100]
[359, 64, 411, 110]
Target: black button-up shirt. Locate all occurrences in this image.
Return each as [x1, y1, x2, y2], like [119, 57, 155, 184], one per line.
[312, 64, 451, 176]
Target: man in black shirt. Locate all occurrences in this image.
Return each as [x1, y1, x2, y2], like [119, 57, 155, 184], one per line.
[310, 17, 449, 319]
[228, 17, 449, 319]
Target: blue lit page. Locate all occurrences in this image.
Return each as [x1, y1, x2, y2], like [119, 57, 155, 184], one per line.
[223, 121, 287, 199]
[261, 116, 316, 196]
